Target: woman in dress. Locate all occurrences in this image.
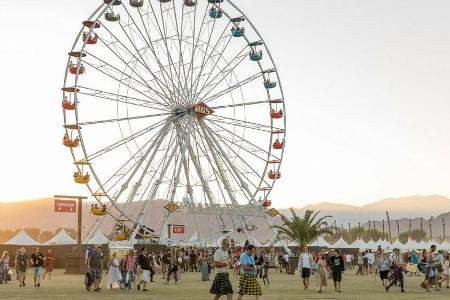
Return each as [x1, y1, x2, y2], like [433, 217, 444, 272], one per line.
[442, 252, 449, 289]
[0, 250, 10, 284]
[107, 252, 122, 289]
[43, 249, 54, 280]
[316, 251, 328, 293]
[200, 251, 210, 281]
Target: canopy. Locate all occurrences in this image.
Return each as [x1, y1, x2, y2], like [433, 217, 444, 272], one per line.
[349, 238, 366, 250]
[86, 231, 109, 244]
[6, 229, 38, 245]
[365, 239, 377, 250]
[287, 240, 299, 247]
[403, 239, 419, 250]
[331, 237, 351, 249]
[44, 229, 76, 245]
[438, 240, 450, 251]
[380, 239, 391, 250]
[390, 239, 405, 250]
[309, 236, 330, 248]
[417, 240, 428, 249]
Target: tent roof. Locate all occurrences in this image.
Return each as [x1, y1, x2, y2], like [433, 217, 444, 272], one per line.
[331, 237, 351, 248]
[349, 238, 366, 249]
[44, 229, 76, 245]
[365, 239, 377, 250]
[438, 240, 450, 251]
[403, 239, 419, 250]
[417, 240, 428, 249]
[390, 239, 405, 250]
[6, 229, 38, 245]
[86, 231, 109, 245]
[309, 236, 330, 248]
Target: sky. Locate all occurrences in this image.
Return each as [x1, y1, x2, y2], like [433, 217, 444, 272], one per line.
[0, 0, 450, 207]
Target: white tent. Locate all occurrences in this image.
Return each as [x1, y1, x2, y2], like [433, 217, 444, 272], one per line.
[86, 231, 109, 244]
[349, 238, 366, 249]
[365, 239, 377, 250]
[438, 240, 450, 251]
[288, 240, 299, 247]
[417, 240, 428, 249]
[403, 239, 419, 251]
[331, 237, 351, 249]
[390, 239, 405, 250]
[309, 236, 330, 248]
[380, 239, 391, 250]
[44, 229, 76, 245]
[6, 229, 38, 245]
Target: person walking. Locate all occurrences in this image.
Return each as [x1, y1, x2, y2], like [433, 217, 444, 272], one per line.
[87, 244, 104, 292]
[42, 249, 54, 280]
[316, 251, 328, 293]
[355, 252, 363, 276]
[377, 251, 391, 287]
[30, 247, 44, 288]
[15, 247, 28, 287]
[385, 248, 406, 293]
[201, 251, 210, 281]
[283, 252, 289, 274]
[210, 239, 233, 300]
[425, 244, 438, 292]
[298, 245, 313, 290]
[123, 249, 137, 292]
[442, 252, 449, 289]
[0, 251, 10, 284]
[329, 249, 344, 292]
[107, 252, 122, 289]
[165, 249, 179, 284]
[137, 248, 150, 291]
[236, 245, 263, 300]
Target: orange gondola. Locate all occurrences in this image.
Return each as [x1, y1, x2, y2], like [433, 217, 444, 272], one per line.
[262, 199, 272, 208]
[63, 134, 79, 148]
[62, 99, 76, 110]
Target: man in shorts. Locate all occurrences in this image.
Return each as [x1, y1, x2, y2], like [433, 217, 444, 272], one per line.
[87, 244, 103, 291]
[329, 249, 345, 292]
[210, 239, 233, 300]
[137, 248, 150, 292]
[30, 246, 44, 287]
[15, 247, 28, 287]
[297, 245, 313, 290]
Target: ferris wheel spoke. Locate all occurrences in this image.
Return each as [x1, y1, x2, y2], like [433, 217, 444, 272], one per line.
[206, 119, 281, 161]
[85, 117, 169, 161]
[95, 33, 173, 104]
[76, 85, 170, 111]
[82, 49, 170, 106]
[77, 113, 170, 126]
[202, 71, 262, 104]
[208, 114, 280, 132]
[211, 99, 273, 110]
[190, 23, 232, 100]
[115, 7, 180, 103]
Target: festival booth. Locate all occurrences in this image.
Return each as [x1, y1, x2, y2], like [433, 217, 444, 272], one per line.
[438, 240, 450, 251]
[349, 238, 366, 250]
[390, 239, 405, 251]
[309, 236, 330, 248]
[44, 229, 76, 245]
[365, 238, 377, 250]
[5, 229, 38, 246]
[417, 239, 428, 250]
[331, 237, 351, 249]
[403, 239, 419, 251]
[86, 231, 109, 245]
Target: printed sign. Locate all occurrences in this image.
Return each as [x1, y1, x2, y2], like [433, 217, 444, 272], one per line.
[172, 225, 185, 234]
[192, 102, 214, 119]
[54, 199, 76, 213]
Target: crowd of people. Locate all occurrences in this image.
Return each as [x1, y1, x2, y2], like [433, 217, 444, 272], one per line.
[1, 241, 449, 299]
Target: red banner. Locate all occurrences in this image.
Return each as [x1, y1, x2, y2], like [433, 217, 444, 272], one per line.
[172, 225, 185, 234]
[54, 199, 76, 213]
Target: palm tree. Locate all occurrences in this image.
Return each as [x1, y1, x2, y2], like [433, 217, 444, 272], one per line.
[272, 209, 332, 248]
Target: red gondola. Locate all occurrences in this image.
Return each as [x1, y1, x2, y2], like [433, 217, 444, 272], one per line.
[273, 139, 284, 149]
[68, 64, 85, 75]
[262, 199, 272, 208]
[271, 109, 283, 119]
[83, 32, 98, 45]
[268, 170, 281, 180]
[63, 134, 79, 148]
[62, 100, 76, 110]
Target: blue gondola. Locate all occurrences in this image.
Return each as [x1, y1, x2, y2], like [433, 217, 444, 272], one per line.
[209, 7, 222, 18]
[264, 80, 277, 89]
[249, 50, 262, 61]
[231, 27, 245, 37]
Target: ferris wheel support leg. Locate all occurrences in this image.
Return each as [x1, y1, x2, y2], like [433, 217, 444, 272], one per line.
[182, 157, 202, 241]
[186, 143, 226, 230]
[198, 121, 251, 241]
[158, 117, 194, 244]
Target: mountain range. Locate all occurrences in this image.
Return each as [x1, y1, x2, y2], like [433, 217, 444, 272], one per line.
[0, 195, 449, 242]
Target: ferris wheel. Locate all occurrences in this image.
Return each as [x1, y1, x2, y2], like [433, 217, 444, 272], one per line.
[61, 0, 286, 247]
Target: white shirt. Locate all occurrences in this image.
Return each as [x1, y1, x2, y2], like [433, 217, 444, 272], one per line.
[300, 253, 311, 269]
[364, 253, 375, 265]
[213, 248, 229, 273]
[345, 254, 352, 263]
[283, 254, 289, 263]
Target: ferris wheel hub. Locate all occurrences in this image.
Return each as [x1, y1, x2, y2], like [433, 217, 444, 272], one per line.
[191, 101, 214, 119]
[173, 106, 191, 117]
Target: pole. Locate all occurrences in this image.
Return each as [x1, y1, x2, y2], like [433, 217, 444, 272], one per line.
[420, 218, 424, 240]
[396, 220, 400, 238]
[358, 222, 361, 239]
[386, 211, 392, 244]
[77, 197, 82, 246]
[168, 224, 172, 244]
[408, 219, 412, 239]
[368, 220, 371, 230]
[443, 218, 446, 242]
[382, 220, 385, 238]
[429, 218, 433, 241]
[373, 221, 376, 231]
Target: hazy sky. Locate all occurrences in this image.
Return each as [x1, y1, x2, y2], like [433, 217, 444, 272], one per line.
[1, 0, 450, 207]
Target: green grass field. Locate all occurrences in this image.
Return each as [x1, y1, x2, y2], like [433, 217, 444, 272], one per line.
[1, 269, 449, 299]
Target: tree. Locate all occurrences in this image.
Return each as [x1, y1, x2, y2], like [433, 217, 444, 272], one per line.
[398, 229, 427, 243]
[272, 209, 332, 248]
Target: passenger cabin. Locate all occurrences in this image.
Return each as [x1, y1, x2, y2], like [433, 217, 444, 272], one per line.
[83, 32, 98, 45]
[209, 7, 222, 18]
[249, 50, 262, 61]
[63, 135, 79, 148]
[272, 139, 284, 149]
[130, 0, 144, 7]
[268, 170, 281, 180]
[231, 27, 245, 37]
[62, 98, 76, 110]
[105, 11, 120, 22]
[91, 203, 107, 216]
[264, 80, 277, 89]
[184, 0, 196, 7]
[271, 109, 283, 119]
[208, 0, 223, 3]
[262, 199, 272, 208]
[68, 63, 85, 75]
[104, 0, 122, 5]
[73, 172, 90, 184]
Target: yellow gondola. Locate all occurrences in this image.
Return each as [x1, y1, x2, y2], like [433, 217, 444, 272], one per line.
[74, 172, 90, 184]
[90, 204, 107, 216]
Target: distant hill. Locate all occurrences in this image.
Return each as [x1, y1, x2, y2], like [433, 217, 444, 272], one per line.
[0, 195, 449, 242]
